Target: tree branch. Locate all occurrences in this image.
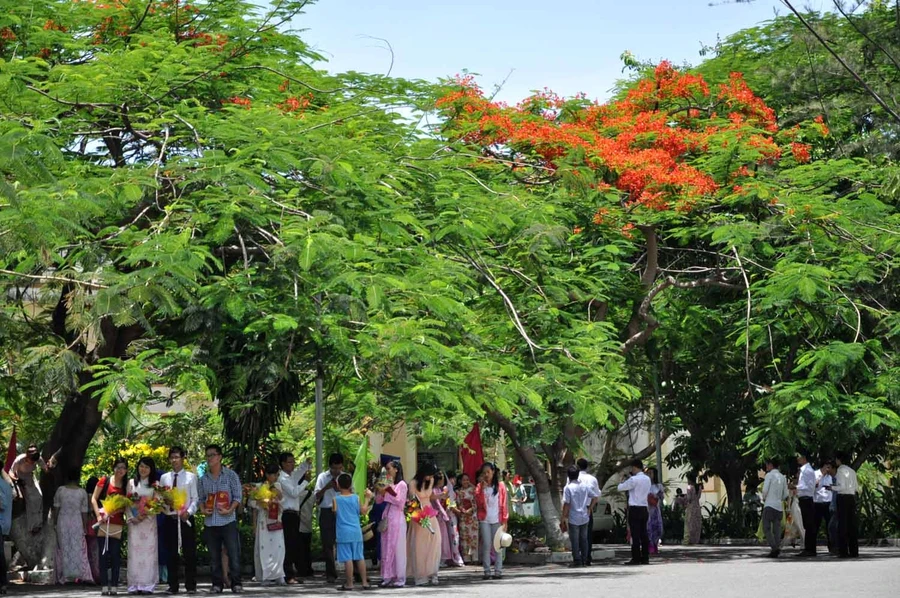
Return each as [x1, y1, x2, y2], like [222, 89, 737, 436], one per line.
[780, 0, 900, 125]
[0, 269, 108, 289]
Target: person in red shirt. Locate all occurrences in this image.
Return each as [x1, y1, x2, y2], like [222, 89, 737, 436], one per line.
[474, 462, 508, 580]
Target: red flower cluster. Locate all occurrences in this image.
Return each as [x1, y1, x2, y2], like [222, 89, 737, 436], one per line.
[179, 29, 228, 51]
[44, 20, 68, 32]
[279, 93, 313, 113]
[813, 115, 830, 137]
[435, 62, 810, 235]
[223, 96, 251, 109]
[791, 142, 811, 164]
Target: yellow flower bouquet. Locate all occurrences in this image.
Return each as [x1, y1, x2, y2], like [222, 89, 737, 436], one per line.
[249, 483, 280, 504]
[101, 494, 133, 517]
[158, 486, 190, 516]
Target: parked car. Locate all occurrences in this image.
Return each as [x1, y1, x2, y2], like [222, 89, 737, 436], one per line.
[591, 496, 616, 539]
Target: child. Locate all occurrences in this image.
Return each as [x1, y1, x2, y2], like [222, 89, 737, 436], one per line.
[560, 466, 599, 567]
[333, 473, 373, 591]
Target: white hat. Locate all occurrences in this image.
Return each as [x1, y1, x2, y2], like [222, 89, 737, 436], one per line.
[493, 528, 513, 552]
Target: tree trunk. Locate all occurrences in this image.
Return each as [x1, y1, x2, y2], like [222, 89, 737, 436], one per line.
[9, 516, 56, 570]
[487, 411, 567, 548]
[720, 469, 744, 512]
[22, 318, 142, 569]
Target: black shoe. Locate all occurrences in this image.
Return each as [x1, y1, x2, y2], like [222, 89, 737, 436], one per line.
[482, 574, 491, 580]
[210, 587, 223, 594]
[623, 560, 641, 566]
[231, 585, 242, 594]
[640, 559, 649, 565]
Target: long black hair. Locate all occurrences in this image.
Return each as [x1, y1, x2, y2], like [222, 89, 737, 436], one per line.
[480, 461, 499, 494]
[388, 459, 404, 485]
[413, 462, 437, 491]
[135, 456, 158, 486]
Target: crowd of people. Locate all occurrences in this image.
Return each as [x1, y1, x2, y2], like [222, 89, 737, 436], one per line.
[0, 445, 518, 595]
[0, 443, 867, 596]
[758, 452, 859, 559]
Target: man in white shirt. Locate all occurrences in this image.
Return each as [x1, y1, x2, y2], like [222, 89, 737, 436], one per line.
[576, 458, 601, 565]
[314, 453, 346, 583]
[795, 453, 817, 556]
[833, 452, 859, 558]
[814, 462, 835, 554]
[560, 466, 600, 567]
[278, 452, 304, 584]
[159, 446, 200, 595]
[617, 459, 651, 565]
[761, 457, 788, 558]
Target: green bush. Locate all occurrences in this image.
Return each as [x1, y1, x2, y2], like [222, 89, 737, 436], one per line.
[507, 513, 545, 541]
[662, 505, 684, 542]
[859, 485, 900, 541]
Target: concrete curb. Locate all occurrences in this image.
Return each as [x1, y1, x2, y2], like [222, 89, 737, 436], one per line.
[506, 548, 616, 565]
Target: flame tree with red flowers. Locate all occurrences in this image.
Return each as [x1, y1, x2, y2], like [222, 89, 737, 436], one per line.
[431, 61, 899, 518]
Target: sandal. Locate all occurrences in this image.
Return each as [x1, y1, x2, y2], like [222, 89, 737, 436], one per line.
[362, 586, 372, 590]
[337, 585, 354, 591]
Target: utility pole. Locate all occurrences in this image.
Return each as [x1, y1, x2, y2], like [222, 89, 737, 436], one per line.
[315, 362, 324, 475]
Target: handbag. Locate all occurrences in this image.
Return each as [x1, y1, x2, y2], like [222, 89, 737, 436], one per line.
[97, 522, 123, 538]
[377, 518, 389, 533]
[648, 493, 659, 507]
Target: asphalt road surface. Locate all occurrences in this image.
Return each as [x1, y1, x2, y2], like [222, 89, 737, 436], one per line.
[11, 546, 900, 598]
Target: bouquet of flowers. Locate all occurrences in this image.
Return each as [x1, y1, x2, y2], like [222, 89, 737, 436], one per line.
[409, 504, 437, 534]
[101, 494, 133, 518]
[130, 494, 166, 518]
[374, 468, 389, 491]
[250, 483, 280, 505]
[404, 496, 421, 523]
[157, 486, 190, 517]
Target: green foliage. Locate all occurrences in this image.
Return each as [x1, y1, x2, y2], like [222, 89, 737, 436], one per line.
[507, 513, 546, 541]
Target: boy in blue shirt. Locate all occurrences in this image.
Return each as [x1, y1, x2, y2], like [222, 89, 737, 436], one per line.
[333, 473, 373, 590]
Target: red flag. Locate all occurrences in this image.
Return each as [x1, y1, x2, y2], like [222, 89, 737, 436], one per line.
[459, 423, 484, 482]
[4, 426, 17, 473]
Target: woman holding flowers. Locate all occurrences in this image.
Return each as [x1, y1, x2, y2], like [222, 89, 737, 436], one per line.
[91, 458, 129, 596]
[375, 459, 407, 588]
[126, 457, 160, 595]
[475, 462, 508, 580]
[406, 463, 442, 586]
[249, 464, 286, 585]
[53, 468, 94, 585]
[456, 473, 478, 564]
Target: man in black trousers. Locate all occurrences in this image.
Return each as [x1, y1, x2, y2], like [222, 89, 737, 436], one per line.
[617, 459, 651, 565]
[794, 452, 817, 556]
[577, 458, 601, 565]
[160, 446, 199, 595]
[278, 452, 304, 584]
[833, 452, 859, 558]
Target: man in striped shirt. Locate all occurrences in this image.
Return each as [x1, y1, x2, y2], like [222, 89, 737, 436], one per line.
[199, 444, 243, 594]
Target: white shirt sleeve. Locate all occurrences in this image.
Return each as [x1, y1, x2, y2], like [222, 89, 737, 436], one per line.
[187, 472, 200, 516]
[617, 476, 636, 493]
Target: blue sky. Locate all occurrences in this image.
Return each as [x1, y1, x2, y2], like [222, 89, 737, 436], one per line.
[289, 0, 828, 103]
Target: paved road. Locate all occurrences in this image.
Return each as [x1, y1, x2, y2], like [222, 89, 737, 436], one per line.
[11, 546, 900, 597]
